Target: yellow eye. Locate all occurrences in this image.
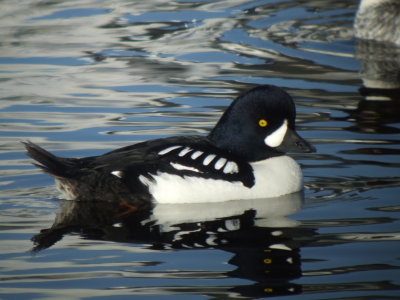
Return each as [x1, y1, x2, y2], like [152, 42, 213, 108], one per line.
[258, 119, 268, 127]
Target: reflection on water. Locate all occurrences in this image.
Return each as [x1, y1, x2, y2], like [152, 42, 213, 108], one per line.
[1, 0, 400, 299]
[32, 193, 308, 298]
[356, 39, 400, 91]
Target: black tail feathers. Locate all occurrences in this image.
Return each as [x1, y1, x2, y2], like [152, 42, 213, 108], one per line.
[23, 141, 77, 178]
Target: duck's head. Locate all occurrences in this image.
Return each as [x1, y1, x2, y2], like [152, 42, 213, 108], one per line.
[208, 85, 316, 161]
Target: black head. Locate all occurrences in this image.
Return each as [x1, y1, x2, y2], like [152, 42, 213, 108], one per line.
[208, 85, 315, 161]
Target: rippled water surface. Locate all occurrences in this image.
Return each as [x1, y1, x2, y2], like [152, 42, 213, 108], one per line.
[1, 0, 400, 299]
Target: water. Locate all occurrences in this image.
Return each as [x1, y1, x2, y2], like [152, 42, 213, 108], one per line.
[1, 0, 399, 299]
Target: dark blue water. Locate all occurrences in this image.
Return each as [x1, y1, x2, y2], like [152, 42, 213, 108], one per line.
[1, 0, 399, 299]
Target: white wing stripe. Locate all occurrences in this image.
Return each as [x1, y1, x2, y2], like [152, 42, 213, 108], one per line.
[223, 161, 239, 174]
[203, 154, 216, 166]
[191, 150, 203, 160]
[158, 145, 239, 175]
[170, 162, 200, 173]
[178, 147, 192, 157]
[214, 157, 227, 170]
[158, 145, 181, 155]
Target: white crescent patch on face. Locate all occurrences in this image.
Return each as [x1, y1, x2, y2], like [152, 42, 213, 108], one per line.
[264, 119, 288, 148]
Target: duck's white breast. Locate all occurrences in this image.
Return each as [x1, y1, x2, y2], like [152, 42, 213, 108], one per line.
[140, 155, 303, 204]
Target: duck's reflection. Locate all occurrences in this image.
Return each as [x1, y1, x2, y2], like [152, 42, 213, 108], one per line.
[352, 39, 400, 134]
[349, 41, 400, 135]
[32, 192, 315, 298]
[351, 0, 400, 134]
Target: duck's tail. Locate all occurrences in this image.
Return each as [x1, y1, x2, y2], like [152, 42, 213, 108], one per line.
[23, 141, 78, 178]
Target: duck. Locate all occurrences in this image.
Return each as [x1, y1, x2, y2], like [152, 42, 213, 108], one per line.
[24, 85, 315, 204]
[354, 0, 400, 45]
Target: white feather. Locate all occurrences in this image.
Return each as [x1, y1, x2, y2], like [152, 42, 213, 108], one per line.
[223, 161, 239, 174]
[203, 154, 216, 166]
[170, 162, 200, 173]
[264, 119, 288, 147]
[191, 150, 203, 159]
[214, 157, 227, 170]
[178, 147, 192, 157]
[158, 145, 181, 155]
[141, 155, 302, 203]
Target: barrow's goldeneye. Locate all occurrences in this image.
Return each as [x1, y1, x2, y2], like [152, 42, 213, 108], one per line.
[24, 85, 315, 203]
